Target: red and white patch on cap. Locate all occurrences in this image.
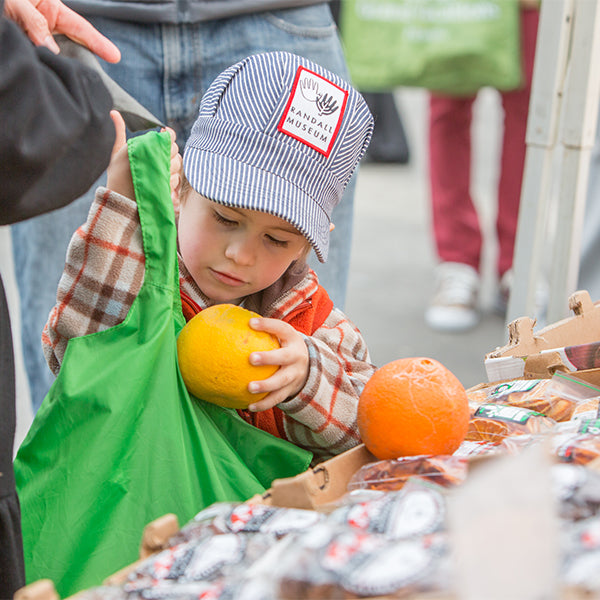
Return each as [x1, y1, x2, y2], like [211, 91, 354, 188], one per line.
[278, 66, 348, 157]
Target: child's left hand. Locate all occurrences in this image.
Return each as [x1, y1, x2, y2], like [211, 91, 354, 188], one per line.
[246, 317, 310, 412]
[106, 110, 134, 199]
[106, 112, 181, 204]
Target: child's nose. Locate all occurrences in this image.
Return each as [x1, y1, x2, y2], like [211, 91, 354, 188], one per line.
[224, 236, 256, 266]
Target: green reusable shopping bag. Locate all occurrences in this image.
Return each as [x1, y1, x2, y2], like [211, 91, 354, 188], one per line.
[340, 0, 522, 96]
[14, 131, 312, 598]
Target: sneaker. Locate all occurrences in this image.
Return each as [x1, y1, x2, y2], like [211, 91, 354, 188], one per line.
[425, 262, 480, 332]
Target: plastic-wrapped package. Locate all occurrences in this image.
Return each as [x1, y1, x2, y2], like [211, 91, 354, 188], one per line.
[571, 397, 600, 421]
[555, 433, 600, 466]
[329, 479, 447, 540]
[561, 515, 600, 592]
[552, 464, 600, 521]
[452, 439, 503, 457]
[209, 502, 324, 537]
[168, 501, 324, 545]
[467, 374, 600, 423]
[125, 532, 270, 586]
[466, 403, 557, 443]
[67, 586, 130, 599]
[273, 524, 452, 599]
[109, 503, 325, 599]
[346, 455, 468, 493]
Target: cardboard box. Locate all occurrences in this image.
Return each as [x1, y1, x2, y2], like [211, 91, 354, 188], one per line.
[486, 290, 600, 386]
[266, 443, 377, 511]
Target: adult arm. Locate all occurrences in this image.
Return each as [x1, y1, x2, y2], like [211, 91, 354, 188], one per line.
[0, 8, 115, 224]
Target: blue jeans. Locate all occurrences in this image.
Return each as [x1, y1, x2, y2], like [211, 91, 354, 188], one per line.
[11, 4, 356, 412]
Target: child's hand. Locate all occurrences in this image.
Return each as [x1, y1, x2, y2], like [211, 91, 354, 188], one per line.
[106, 110, 134, 199]
[246, 317, 309, 412]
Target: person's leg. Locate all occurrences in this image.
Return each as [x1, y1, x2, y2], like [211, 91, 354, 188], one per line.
[192, 5, 355, 309]
[428, 94, 481, 270]
[11, 19, 166, 413]
[496, 7, 539, 279]
[362, 92, 410, 164]
[426, 93, 481, 332]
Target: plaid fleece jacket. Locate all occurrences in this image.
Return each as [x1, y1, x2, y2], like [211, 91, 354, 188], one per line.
[42, 187, 376, 460]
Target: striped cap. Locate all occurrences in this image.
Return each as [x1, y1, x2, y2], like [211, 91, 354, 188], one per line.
[183, 51, 374, 262]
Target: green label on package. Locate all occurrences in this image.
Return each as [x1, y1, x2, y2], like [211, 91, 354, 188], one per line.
[578, 419, 600, 435]
[474, 403, 541, 424]
[488, 379, 541, 399]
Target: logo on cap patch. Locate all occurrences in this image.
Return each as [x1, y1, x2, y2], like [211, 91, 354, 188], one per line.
[278, 66, 348, 157]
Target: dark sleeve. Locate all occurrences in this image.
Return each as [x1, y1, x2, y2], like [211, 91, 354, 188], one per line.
[0, 13, 115, 225]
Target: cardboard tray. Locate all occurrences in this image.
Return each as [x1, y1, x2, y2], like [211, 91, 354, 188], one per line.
[486, 290, 600, 385]
[265, 443, 377, 511]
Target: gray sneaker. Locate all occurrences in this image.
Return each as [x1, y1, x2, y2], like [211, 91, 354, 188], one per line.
[425, 262, 480, 332]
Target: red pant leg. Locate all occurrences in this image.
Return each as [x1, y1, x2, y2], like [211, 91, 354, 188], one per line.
[428, 93, 482, 271]
[496, 7, 540, 277]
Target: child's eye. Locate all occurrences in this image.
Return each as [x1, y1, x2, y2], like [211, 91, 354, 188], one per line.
[266, 235, 289, 248]
[213, 211, 237, 226]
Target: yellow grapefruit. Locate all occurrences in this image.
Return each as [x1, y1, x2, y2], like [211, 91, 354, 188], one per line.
[177, 304, 280, 409]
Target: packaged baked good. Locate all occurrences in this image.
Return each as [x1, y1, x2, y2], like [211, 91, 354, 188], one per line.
[571, 397, 600, 421]
[274, 525, 451, 599]
[69, 587, 129, 599]
[469, 374, 600, 423]
[499, 432, 548, 455]
[553, 463, 600, 521]
[347, 455, 468, 492]
[465, 403, 556, 443]
[168, 501, 323, 546]
[330, 480, 447, 540]
[452, 439, 503, 457]
[562, 515, 600, 592]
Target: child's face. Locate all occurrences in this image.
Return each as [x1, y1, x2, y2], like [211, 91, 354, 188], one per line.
[178, 189, 310, 304]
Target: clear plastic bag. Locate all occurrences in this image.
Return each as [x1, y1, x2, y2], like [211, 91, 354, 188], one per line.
[466, 403, 556, 443]
[468, 373, 600, 423]
[330, 479, 448, 540]
[347, 455, 468, 492]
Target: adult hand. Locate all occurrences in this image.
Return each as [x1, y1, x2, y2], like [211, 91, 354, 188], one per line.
[3, 0, 120, 62]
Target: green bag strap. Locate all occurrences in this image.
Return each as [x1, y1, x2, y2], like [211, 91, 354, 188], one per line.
[127, 132, 184, 324]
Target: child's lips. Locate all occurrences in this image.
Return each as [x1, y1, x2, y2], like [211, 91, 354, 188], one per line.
[211, 269, 246, 287]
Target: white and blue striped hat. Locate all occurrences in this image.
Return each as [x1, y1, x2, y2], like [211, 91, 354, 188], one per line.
[182, 51, 374, 262]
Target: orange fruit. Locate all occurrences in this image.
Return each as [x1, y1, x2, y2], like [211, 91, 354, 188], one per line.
[357, 357, 470, 459]
[177, 304, 280, 409]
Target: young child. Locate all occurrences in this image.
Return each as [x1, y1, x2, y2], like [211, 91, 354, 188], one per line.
[43, 51, 375, 461]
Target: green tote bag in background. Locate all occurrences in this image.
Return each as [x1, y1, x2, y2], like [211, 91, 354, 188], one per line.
[14, 132, 311, 598]
[340, 0, 523, 96]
